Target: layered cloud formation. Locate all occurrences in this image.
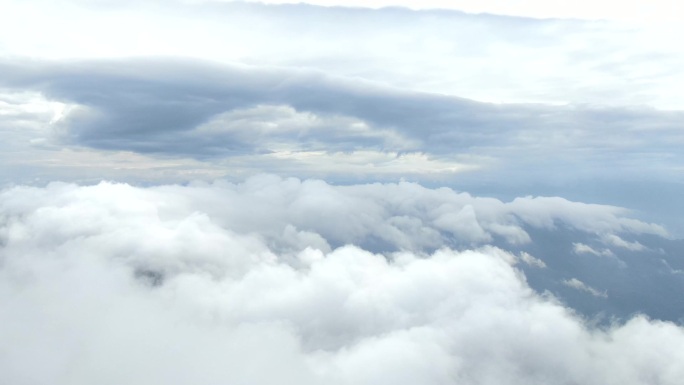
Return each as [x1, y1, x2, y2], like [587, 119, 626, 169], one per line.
[2, 1, 683, 231]
[1, 1, 683, 383]
[3, 58, 683, 162]
[1, 177, 683, 384]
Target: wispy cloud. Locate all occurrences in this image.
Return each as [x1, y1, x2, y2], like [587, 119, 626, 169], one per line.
[563, 278, 608, 298]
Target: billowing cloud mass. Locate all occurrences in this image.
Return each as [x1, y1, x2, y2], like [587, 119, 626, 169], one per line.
[1, 0, 683, 383]
[1, 178, 683, 385]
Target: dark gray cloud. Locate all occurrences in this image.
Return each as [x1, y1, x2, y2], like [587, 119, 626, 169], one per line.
[1, 58, 493, 156]
[2, 58, 683, 166]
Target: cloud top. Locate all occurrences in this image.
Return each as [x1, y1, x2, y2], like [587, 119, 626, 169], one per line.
[1, 177, 683, 384]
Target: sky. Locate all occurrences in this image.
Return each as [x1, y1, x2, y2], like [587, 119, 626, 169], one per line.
[1, 1, 683, 384]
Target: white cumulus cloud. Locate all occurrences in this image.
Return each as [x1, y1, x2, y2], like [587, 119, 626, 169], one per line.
[1, 178, 682, 384]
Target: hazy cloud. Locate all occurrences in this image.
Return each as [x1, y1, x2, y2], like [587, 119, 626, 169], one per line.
[3, 1, 684, 108]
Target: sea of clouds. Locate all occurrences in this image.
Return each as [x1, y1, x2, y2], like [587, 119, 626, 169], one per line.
[1, 175, 682, 385]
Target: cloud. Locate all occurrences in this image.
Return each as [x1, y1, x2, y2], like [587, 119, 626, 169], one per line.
[2, 81, 682, 237]
[1, 2, 683, 383]
[601, 234, 647, 251]
[229, 0, 684, 23]
[1, 178, 683, 384]
[1, 58, 683, 184]
[1, 4, 683, 233]
[3, 1, 684, 108]
[563, 278, 608, 298]
[1, 175, 680, 322]
[573, 242, 615, 257]
[520, 251, 547, 268]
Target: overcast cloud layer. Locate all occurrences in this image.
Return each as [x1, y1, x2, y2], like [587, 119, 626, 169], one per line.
[1, 1, 683, 383]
